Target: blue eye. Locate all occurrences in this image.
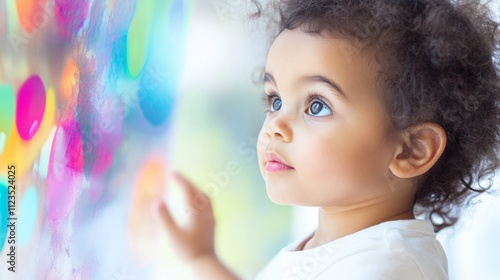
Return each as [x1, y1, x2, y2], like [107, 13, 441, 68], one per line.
[262, 92, 281, 113]
[271, 98, 282, 111]
[307, 100, 332, 116]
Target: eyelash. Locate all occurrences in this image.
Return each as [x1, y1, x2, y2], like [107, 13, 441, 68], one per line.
[307, 93, 334, 118]
[261, 91, 277, 114]
[261, 91, 333, 116]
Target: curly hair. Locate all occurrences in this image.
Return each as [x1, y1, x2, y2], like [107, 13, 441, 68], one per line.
[250, 0, 500, 232]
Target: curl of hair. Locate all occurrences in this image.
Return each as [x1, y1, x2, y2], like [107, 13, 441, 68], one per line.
[249, 0, 500, 232]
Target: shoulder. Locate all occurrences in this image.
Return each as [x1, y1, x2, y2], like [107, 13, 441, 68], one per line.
[256, 220, 448, 280]
[316, 220, 448, 280]
[316, 245, 444, 280]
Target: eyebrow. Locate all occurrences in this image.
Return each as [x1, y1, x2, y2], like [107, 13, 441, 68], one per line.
[264, 72, 347, 100]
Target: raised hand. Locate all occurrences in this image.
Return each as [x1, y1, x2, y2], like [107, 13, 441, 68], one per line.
[158, 172, 238, 280]
[158, 172, 216, 261]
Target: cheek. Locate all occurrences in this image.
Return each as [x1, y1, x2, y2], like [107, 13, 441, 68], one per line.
[300, 129, 390, 186]
[340, 114, 392, 170]
[299, 138, 354, 181]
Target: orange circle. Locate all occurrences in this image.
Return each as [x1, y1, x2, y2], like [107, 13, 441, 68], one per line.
[16, 0, 48, 33]
[59, 58, 79, 103]
[128, 158, 168, 262]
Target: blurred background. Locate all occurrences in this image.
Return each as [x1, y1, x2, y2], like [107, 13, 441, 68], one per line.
[0, 0, 499, 279]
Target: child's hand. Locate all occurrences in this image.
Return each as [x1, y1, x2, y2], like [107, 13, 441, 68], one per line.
[158, 172, 216, 262]
[158, 172, 238, 279]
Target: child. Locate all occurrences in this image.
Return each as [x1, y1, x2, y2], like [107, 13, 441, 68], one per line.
[158, 0, 500, 279]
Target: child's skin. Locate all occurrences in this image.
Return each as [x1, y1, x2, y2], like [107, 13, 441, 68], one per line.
[158, 28, 447, 278]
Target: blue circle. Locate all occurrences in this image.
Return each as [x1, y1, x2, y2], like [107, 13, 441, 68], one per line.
[0, 183, 9, 252]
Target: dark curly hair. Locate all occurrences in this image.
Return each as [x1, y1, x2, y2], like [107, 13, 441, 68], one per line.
[249, 0, 500, 232]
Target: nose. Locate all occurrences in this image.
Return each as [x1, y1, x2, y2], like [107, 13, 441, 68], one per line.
[265, 113, 293, 142]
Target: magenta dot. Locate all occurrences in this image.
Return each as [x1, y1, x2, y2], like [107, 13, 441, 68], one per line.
[16, 75, 46, 140]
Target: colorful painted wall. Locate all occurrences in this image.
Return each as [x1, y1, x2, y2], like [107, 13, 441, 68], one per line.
[4, 0, 498, 279]
[0, 0, 291, 279]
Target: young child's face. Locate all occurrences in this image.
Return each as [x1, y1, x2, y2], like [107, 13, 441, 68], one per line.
[257, 29, 398, 207]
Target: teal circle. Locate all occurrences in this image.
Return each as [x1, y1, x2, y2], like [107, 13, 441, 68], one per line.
[0, 183, 8, 252]
[19, 187, 38, 245]
[0, 84, 16, 146]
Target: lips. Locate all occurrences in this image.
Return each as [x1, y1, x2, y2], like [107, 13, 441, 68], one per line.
[265, 152, 294, 172]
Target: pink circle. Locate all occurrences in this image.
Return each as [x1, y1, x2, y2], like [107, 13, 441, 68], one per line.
[16, 75, 46, 140]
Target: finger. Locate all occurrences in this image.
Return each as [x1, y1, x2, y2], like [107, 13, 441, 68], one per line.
[158, 201, 181, 238]
[172, 172, 211, 211]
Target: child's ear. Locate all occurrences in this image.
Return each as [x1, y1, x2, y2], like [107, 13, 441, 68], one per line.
[389, 122, 447, 179]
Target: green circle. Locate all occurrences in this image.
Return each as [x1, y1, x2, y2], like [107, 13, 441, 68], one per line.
[0, 85, 16, 144]
[127, 0, 155, 78]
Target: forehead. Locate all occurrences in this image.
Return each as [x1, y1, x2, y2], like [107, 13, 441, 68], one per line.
[265, 29, 381, 101]
[267, 29, 361, 63]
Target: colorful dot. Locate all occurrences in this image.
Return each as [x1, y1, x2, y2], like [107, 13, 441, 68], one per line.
[16, 75, 46, 140]
[127, 0, 155, 78]
[139, 85, 175, 126]
[137, 0, 187, 126]
[0, 87, 55, 179]
[0, 183, 8, 253]
[0, 85, 16, 153]
[59, 58, 79, 103]
[129, 159, 167, 259]
[19, 187, 38, 246]
[15, 0, 48, 33]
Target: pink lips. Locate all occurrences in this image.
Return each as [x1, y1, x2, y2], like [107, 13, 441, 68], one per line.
[265, 152, 294, 172]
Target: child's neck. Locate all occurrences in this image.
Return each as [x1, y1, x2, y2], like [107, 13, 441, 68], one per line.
[301, 193, 415, 251]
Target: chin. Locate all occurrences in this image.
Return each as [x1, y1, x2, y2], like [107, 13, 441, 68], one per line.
[266, 187, 326, 207]
[266, 187, 300, 205]
[268, 196, 294, 205]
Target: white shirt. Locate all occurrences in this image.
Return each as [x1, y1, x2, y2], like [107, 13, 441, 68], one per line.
[255, 220, 448, 280]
